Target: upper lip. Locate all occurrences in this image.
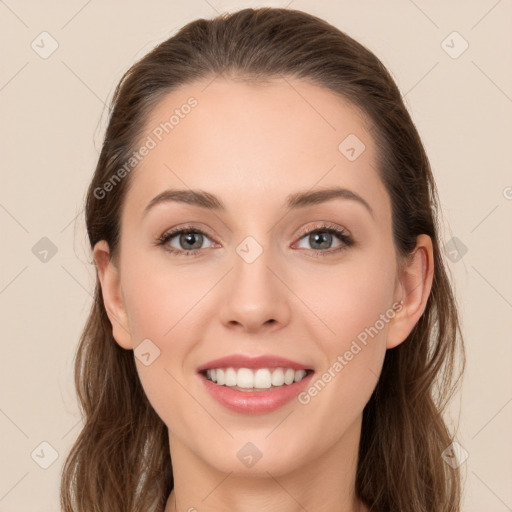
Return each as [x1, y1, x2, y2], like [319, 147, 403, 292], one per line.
[197, 355, 313, 372]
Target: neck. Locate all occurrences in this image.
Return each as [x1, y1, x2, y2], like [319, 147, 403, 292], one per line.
[164, 414, 368, 512]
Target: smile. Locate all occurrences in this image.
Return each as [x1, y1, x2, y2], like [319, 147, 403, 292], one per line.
[202, 367, 312, 391]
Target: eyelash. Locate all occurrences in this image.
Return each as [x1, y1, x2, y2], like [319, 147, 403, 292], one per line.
[155, 222, 354, 258]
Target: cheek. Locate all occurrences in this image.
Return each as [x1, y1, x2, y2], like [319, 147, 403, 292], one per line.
[120, 256, 201, 432]
[292, 246, 397, 349]
[120, 247, 200, 339]
[290, 246, 396, 419]
[119, 247, 214, 402]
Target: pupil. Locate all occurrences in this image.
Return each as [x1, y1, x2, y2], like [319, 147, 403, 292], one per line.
[182, 232, 202, 250]
[312, 232, 331, 249]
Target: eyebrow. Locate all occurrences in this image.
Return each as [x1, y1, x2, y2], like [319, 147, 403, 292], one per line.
[143, 186, 374, 218]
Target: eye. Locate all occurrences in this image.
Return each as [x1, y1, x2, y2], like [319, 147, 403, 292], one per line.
[156, 226, 216, 256]
[293, 222, 354, 256]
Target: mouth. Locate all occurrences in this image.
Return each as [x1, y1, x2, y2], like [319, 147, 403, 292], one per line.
[199, 367, 315, 392]
[196, 354, 315, 413]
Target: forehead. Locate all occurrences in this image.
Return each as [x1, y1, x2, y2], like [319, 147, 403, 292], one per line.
[123, 76, 389, 222]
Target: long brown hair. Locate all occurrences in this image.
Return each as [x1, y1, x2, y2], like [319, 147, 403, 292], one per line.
[60, 7, 465, 512]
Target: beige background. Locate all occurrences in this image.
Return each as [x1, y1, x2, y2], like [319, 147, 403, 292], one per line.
[1, 1, 511, 510]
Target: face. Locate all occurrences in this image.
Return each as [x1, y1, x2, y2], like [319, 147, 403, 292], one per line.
[95, 76, 430, 478]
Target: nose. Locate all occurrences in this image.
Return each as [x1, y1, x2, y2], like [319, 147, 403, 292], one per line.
[218, 238, 291, 334]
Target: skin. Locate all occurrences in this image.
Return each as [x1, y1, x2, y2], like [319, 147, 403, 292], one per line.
[94, 76, 434, 512]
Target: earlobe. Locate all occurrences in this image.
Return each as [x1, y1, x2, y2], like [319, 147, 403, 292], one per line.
[386, 234, 434, 349]
[93, 240, 133, 350]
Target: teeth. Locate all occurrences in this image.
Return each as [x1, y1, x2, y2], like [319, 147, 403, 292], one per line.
[285, 368, 295, 385]
[237, 368, 254, 388]
[254, 369, 272, 389]
[271, 368, 285, 386]
[204, 367, 308, 389]
[225, 368, 237, 386]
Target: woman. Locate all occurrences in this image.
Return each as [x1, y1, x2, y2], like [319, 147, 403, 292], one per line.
[60, 7, 465, 512]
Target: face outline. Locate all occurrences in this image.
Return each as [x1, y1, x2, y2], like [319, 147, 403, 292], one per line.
[94, 76, 433, 487]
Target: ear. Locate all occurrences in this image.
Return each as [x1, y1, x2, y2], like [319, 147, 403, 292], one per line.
[93, 240, 133, 350]
[386, 234, 434, 349]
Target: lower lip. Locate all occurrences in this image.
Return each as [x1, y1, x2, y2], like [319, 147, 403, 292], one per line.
[199, 372, 314, 414]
